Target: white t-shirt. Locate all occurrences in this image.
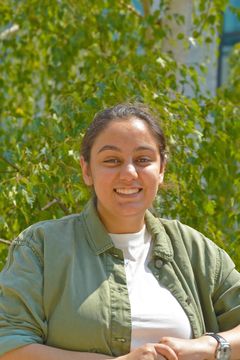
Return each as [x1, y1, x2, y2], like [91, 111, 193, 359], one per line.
[109, 225, 192, 351]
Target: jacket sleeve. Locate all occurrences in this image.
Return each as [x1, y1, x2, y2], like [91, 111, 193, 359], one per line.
[212, 248, 240, 331]
[166, 218, 240, 333]
[0, 229, 47, 357]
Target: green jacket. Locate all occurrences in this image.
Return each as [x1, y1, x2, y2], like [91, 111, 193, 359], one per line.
[0, 199, 240, 357]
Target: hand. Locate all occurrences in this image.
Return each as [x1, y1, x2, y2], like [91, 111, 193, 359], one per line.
[159, 336, 217, 360]
[118, 342, 178, 360]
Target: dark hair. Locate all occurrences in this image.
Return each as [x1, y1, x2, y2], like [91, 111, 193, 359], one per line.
[81, 103, 167, 168]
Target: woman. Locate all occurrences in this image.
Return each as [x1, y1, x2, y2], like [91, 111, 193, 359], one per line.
[0, 103, 240, 360]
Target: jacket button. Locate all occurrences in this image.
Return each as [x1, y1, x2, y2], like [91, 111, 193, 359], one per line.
[155, 259, 163, 268]
[186, 296, 191, 305]
[116, 338, 126, 343]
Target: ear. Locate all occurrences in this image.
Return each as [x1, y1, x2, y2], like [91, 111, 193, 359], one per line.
[80, 156, 93, 186]
[159, 172, 164, 184]
[158, 166, 165, 185]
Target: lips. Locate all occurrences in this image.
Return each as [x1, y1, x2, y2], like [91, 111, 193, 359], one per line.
[114, 188, 142, 195]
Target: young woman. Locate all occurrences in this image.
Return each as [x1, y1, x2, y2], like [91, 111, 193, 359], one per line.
[0, 103, 240, 360]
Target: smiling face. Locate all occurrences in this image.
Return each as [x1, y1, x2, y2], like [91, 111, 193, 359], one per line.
[80, 117, 165, 233]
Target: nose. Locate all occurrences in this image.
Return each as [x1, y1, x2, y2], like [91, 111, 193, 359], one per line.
[119, 162, 138, 181]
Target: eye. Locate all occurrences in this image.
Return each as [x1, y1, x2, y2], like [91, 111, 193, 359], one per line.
[103, 158, 121, 165]
[136, 157, 151, 164]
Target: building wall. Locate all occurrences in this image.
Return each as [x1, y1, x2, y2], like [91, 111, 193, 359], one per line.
[134, 0, 240, 96]
[159, 0, 218, 97]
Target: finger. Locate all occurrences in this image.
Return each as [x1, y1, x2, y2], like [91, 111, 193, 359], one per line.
[155, 343, 178, 360]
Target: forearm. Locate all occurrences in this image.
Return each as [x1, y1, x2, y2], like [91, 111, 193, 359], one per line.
[158, 324, 240, 360]
[0, 343, 177, 360]
[0, 344, 114, 360]
[218, 324, 240, 360]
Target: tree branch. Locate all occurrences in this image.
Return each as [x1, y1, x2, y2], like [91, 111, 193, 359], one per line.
[0, 170, 18, 173]
[141, 0, 151, 16]
[41, 198, 69, 215]
[0, 155, 20, 172]
[57, 200, 69, 215]
[119, 0, 143, 18]
[41, 198, 59, 211]
[0, 238, 11, 245]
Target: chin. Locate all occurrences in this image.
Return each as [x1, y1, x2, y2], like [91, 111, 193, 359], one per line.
[116, 204, 146, 217]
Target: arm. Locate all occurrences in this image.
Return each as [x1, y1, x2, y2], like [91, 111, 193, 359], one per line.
[158, 248, 240, 359]
[0, 344, 113, 360]
[217, 324, 240, 359]
[159, 324, 240, 360]
[0, 240, 47, 357]
[0, 342, 179, 360]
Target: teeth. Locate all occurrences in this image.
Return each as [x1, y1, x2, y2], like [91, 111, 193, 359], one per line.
[115, 188, 140, 195]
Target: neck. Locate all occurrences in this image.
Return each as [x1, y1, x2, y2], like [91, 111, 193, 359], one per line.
[97, 210, 145, 234]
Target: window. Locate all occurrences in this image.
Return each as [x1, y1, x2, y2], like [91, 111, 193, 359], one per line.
[217, 0, 240, 86]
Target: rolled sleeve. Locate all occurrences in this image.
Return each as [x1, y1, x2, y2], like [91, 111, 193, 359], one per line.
[0, 237, 47, 356]
[213, 249, 240, 331]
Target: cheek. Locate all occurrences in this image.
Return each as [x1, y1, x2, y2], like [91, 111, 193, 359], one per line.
[142, 170, 162, 192]
[142, 165, 161, 180]
[91, 167, 116, 186]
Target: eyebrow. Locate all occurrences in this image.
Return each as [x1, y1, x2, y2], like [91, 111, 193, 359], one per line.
[97, 145, 121, 153]
[97, 145, 156, 154]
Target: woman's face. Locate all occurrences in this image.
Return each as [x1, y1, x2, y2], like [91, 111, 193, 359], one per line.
[80, 117, 165, 232]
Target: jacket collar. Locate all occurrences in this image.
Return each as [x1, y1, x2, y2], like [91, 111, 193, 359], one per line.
[82, 198, 114, 255]
[145, 210, 174, 261]
[82, 198, 174, 261]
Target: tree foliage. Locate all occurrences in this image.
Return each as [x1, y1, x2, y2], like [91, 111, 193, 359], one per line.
[0, 0, 239, 270]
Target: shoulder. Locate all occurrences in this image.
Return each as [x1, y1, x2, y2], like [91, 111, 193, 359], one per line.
[158, 217, 236, 279]
[15, 213, 82, 241]
[10, 213, 83, 263]
[159, 217, 218, 252]
[146, 210, 220, 259]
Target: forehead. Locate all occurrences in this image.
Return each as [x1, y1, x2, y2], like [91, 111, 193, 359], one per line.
[94, 117, 158, 144]
[90, 118, 159, 154]
[88, 117, 162, 160]
[87, 117, 161, 160]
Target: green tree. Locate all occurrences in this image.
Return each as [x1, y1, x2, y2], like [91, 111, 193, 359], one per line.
[0, 0, 239, 270]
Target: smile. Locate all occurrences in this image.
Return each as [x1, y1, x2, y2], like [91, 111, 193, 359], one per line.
[114, 188, 142, 195]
